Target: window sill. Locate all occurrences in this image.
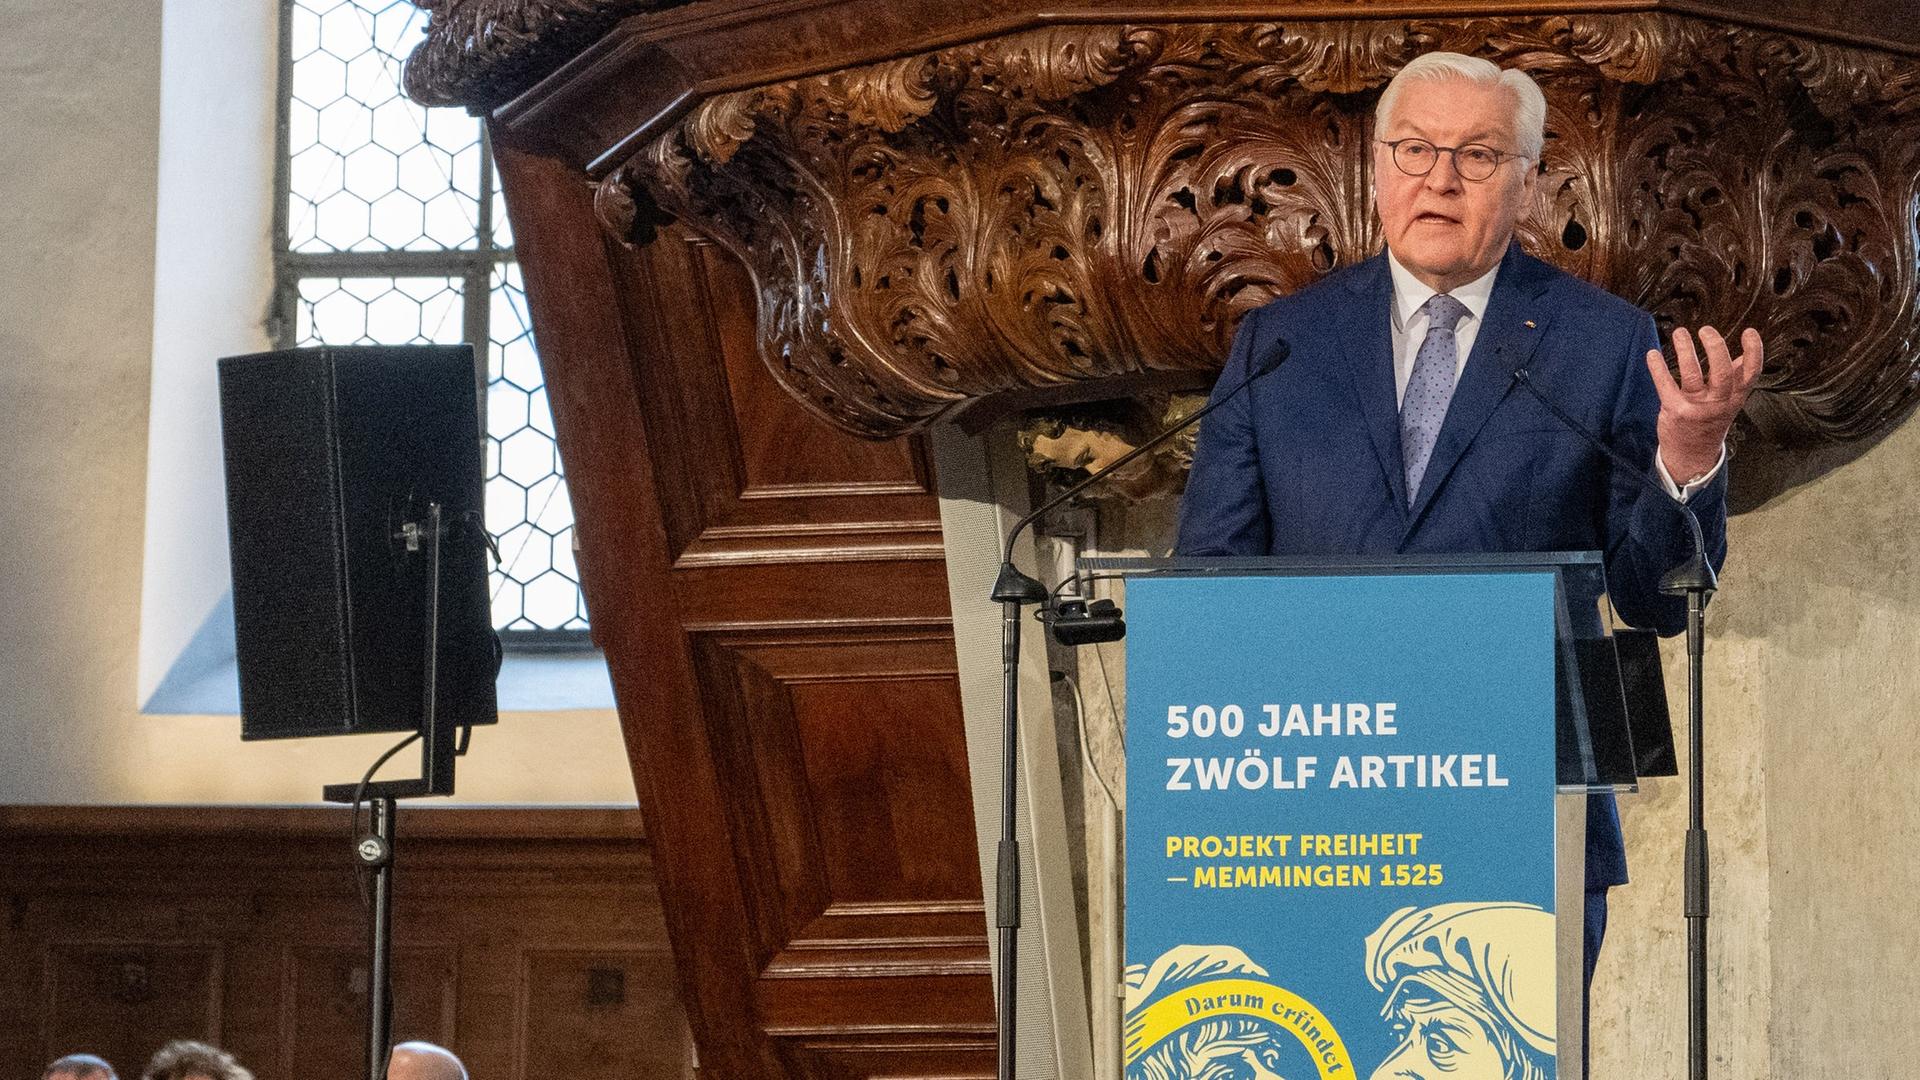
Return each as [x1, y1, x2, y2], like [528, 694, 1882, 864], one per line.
[141, 592, 615, 715]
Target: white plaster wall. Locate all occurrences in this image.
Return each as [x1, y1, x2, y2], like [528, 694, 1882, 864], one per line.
[1591, 628, 1772, 1077]
[1739, 417, 1920, 1076]
[137, 0, 279, 707]
[1593, 412, 1920, 1076]
[0, 0, 635, 807]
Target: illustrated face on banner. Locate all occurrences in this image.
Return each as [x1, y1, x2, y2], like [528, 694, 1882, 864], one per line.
[1144, 1022, 1291, 1080]
[1362, 904, 1556, 1080]
[1123, 944, 1339, 1080]
[1370, 991, 1515, 1080]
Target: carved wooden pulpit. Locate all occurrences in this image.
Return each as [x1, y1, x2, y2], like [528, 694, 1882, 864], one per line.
[405, 1, 1918, 1075]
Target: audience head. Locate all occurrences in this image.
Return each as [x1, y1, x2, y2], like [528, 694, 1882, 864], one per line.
[44, 1054, 118, 1080]
[140, 1041, 253, 1080]
[385, 1041, 468, 1080]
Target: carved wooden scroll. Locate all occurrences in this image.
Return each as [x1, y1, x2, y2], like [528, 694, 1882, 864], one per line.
[589, 15, 1919, 507]
[403, 0, 669, 111]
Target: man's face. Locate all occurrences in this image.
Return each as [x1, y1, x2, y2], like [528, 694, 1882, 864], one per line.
[1368, 999, 1510, 1080]
[1373, 77, 1537, 292]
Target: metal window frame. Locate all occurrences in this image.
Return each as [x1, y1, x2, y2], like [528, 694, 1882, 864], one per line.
[269, 0, 591, 647]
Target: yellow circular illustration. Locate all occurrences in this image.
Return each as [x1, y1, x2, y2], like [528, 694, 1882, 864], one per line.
[1124, 946, 1355, 1080]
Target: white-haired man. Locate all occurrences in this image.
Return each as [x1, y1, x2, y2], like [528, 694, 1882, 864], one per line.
[1179, 49, 1760, 991]
[385, 1042, 467, 1080]
[43, 1054, 118, 1080]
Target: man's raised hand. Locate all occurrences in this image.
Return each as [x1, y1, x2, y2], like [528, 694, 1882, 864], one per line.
[1647, 325, 1763, 484]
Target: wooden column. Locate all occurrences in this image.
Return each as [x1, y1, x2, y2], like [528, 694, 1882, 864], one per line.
[496, 144, 995, 1079]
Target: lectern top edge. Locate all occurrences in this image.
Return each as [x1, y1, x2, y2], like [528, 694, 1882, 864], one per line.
[1082, 551, 1603, 573]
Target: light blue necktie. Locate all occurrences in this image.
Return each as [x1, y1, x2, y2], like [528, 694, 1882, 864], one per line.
[1401, 292, 1471, 504]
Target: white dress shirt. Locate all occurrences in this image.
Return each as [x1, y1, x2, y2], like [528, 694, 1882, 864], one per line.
[1383, 249, 1722, 500]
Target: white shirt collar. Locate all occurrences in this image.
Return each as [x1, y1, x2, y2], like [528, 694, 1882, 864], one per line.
[1385, 248, 1501, 332]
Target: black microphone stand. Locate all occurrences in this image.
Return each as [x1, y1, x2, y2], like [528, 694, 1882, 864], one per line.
[1668, 560, 1714, 1080]
[1511, 370, 1716, 1080]
[988, 343, 1287, 1079]
[319, 502, 465, 1080]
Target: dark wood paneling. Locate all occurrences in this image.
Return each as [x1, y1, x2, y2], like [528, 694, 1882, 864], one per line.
[287, 946, 457, 1080]
[0, 807, 690, 1080]
[522, 950, 693, 1079]
[500, 144, 783, 1080]
[44, 944, 222, 1071]
[496, 140, 993, 1080]
[697, 241, 931, 500]
[688, 625, 985, 966]
[671, 561, 958, 625]
[756, 972, 998, 1032]
[772, 1035, 998, 1080]
[616, 230, 944, 567]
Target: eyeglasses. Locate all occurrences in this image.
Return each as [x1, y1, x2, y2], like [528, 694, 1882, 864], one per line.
[1377, 138, 1528, 182]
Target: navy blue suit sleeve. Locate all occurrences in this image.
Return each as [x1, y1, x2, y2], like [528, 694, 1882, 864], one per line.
[1602, 313, 1730, 635]
[1175, 307, 1272, 556]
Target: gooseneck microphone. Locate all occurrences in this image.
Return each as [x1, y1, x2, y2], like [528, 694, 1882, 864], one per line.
[986, 334, 1288, 1080]
[1508, 360, 1718, 1080]
[1507, 366, 1715, 595]
[995, 336, 1292, 587]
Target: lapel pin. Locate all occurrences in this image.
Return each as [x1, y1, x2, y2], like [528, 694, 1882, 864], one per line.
[1524, 320, 1537, 329]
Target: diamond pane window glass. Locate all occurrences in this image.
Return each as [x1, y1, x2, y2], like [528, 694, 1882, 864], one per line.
[275, 0, 590, 637]
[489, 264, 586, 632]
[492, 185, 514, 249]
[287, 0, 481, 253]
[295, 275, 466, 345]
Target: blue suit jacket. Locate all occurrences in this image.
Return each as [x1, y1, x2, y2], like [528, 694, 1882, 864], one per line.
[1175, 243, 1729, 887]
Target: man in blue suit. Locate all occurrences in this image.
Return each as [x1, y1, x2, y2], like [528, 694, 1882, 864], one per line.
[1176, 51, 1761, 1004]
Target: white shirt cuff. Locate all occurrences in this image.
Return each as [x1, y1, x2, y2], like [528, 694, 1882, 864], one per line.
[1653, 444, 1726, 502]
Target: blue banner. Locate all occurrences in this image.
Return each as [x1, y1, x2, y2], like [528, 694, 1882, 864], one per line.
[1124, 570, 1559, 1079]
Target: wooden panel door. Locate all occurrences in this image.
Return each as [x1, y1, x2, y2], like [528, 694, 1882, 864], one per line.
[495, 144, 995, 1080]
[0, 808, 689, 1080]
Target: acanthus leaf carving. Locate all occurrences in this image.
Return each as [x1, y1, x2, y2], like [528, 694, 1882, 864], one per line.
[683, 91, 767, 166]
[959, 25, 1167, 102]
[403, 0, 657, 110]
[1252, 20, 1412, 94]
[614, 14, 1920, 508]
[816, 56, 942, 135]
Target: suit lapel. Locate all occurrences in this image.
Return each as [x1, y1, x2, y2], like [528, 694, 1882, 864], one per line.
[1403, 244, 1556, 531]
[1339, 254, 1410, 515]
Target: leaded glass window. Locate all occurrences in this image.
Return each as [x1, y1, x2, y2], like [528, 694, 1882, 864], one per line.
[272, 0, 588, 638]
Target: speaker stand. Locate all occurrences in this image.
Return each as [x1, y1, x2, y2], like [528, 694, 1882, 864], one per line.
[321, 502, 462, 1080]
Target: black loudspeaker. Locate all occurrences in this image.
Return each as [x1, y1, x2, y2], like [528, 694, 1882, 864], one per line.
[218, 345, 499, 741]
